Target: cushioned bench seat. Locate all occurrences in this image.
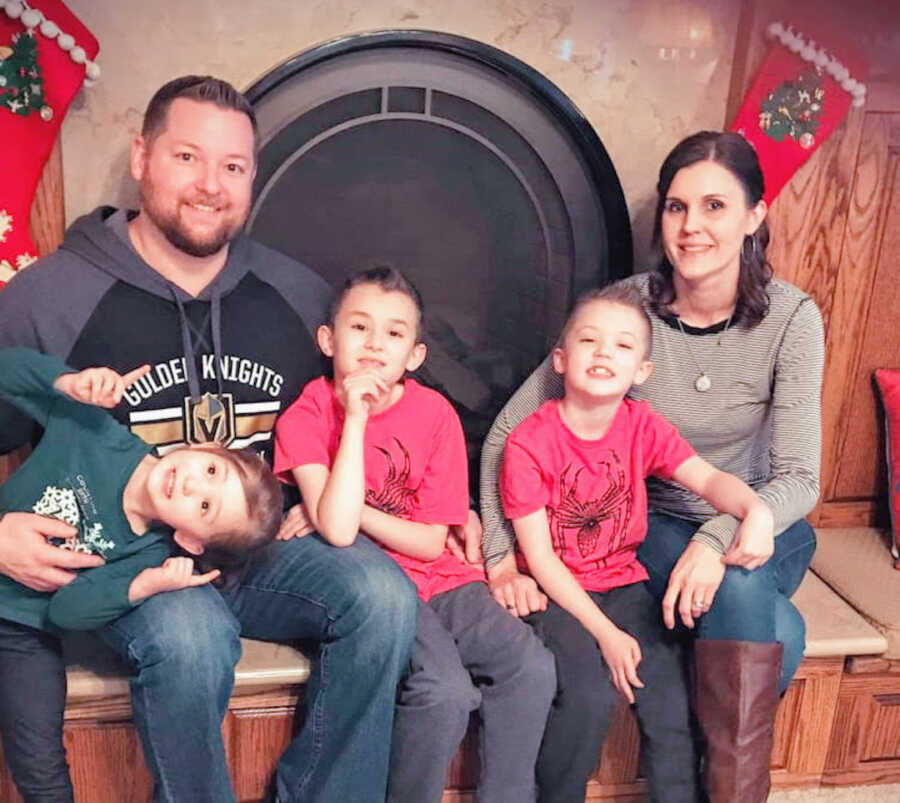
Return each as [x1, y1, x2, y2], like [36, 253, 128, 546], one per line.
[794, 569, 887, 657]
[810, 526, 900, 659]
[61, 567, 884, 705]
[25, 564, 884, 802]
[63, 634, 311, 704]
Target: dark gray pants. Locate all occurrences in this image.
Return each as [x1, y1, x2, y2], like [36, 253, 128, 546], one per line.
[0, 619, 73, 803]
[526, 582, 699, 803]
[388, 582, 556, 803]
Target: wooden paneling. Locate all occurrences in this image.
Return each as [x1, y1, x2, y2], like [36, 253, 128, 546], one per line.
[770, 657, 844, 788]
[30, 137, 66, 257]
[821, 116, 900, 503]
[726, 0, 900, 528]
[225, 692, 304, 803]
[824, 669, 900, 786]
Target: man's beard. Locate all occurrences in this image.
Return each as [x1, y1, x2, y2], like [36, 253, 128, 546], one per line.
[139, 177, 248, 258]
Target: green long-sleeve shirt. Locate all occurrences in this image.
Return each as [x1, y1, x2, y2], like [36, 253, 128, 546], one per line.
[0, 347, 172, 631]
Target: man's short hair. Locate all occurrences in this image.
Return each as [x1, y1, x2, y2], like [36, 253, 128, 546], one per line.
[141, 75, 258, 150]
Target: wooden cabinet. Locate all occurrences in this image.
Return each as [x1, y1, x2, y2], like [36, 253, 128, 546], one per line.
[727, 0, 900, 528]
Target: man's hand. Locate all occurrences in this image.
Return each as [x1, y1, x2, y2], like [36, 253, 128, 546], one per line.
[128, 557, 220, 603]
[0, 512, 105, 591]
[661, 540, 726, 630]
[723, 504, 775, 570]
[54, 364, 151, 408]
[486, 552, 548, 617]
[277, 502, 316, 541]
[446, 509, 483, 565]
[597, 626, 644, 704]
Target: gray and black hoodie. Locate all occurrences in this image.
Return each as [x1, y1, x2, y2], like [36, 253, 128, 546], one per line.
[0, 207, 332, 467]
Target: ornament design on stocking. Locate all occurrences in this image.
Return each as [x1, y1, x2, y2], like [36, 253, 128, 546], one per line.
[729, 18, 869, 205]
[0, 0, 98, 287]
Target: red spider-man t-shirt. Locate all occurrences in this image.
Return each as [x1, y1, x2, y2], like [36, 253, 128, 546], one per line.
[274, 377, 481, 601]
[501, 399, 695, 592]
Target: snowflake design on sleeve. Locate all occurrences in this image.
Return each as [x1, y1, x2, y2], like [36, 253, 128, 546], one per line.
[81, 522, 114, 554]
[31, 486, 115, 555]
[33, 486, 80, 527]
[32, 485, 83, 551]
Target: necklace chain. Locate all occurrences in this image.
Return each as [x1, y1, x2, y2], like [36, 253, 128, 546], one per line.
[675, 315, 732, 393]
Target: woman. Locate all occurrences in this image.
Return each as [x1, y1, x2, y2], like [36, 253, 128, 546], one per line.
[479, 130, 823, 803]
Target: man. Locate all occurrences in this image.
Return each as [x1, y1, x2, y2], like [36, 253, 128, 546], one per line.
[0, 75, 418, 803]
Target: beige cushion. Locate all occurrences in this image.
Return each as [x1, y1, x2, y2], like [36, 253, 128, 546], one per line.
[811, 527, 900, 659]
[58, 552, 892, 707]
[63, 635, 310, 704]
[792, 570, 887, 657]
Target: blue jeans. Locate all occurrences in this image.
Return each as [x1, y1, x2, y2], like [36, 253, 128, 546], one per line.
[0, 619, 73, 803]
[637, 515, 816, 693]
[101, 533, 417, 803]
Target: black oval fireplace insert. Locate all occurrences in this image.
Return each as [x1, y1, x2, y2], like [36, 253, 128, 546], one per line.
[245, 30, 633, 490]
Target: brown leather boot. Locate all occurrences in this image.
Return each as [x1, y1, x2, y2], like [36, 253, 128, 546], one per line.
[694, 640, 783, 803]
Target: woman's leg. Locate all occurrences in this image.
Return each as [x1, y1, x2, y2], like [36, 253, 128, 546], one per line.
[639, 513, 816, 803]
[772, 520, 817, 687]
[0, 619, 73, 803]
[639, 512, 815, 689]
[525, 601, 619, 803]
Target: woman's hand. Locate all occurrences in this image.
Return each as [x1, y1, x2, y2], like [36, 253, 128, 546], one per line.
[486, 551, 547, 617]
[723, 503, 775, 570]
[661, 540, 726, 630]
[597, 625, 644, 704]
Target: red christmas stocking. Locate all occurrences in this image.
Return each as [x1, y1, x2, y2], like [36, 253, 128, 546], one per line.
[0, 0, 98, 287]
[730, 19, 868, 204]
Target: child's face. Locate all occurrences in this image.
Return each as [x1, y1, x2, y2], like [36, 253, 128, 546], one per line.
[318, 283, 426, 388]
[553, 300, 652, 401]
[147, 443, 250, 549]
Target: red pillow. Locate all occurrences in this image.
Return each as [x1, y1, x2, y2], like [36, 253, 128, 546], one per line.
[875, 369, 900, 569]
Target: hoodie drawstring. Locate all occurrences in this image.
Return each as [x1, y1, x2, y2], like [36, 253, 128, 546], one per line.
[170, 284, 202, 403]
[210, 287, 225, 401]
[169, 282, 224, 404]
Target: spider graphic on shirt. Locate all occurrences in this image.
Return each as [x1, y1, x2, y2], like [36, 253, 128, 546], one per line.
[366, 437, 419, 517]
[548, 453, 633, 561]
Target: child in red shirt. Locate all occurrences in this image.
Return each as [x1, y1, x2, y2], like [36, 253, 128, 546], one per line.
[501, 281, 774, 803]
[274, 267, 554, 803]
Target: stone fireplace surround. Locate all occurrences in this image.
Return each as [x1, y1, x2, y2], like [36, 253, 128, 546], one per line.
[244, 30, 634, 489]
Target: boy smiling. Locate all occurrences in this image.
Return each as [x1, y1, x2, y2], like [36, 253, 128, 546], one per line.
[274, 267, 555, 803]
[501, 280, 774, 802]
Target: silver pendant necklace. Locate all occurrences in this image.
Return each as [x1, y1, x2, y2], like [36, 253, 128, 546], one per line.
[675, 315, 732, 393]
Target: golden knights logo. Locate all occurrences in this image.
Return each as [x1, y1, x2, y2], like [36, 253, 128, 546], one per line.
[184, 392, 236, 446]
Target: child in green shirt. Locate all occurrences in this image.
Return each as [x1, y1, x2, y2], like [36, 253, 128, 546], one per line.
[0, 346, 281, 802]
